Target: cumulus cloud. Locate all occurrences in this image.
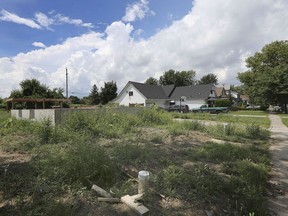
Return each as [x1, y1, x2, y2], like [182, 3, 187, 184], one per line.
[122, 0, 155, 22]
[0, 9, 41, 29]
[1, 0, 288, 98]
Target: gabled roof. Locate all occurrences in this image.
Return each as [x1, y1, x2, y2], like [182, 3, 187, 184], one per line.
[130, 81, 172, 99]
[215, 87, 225, 97]
[170, 84, 214, 100]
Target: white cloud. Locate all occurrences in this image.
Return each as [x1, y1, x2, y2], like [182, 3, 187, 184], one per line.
[35, 12, 54, 30]
[32, 42, 46, 48]
[1, 0, 288, 98]
[54, 13, 94, 28]
[0, 9, 41, 29]
[122, 0, 155, 22]
[0, 10, 93, 30]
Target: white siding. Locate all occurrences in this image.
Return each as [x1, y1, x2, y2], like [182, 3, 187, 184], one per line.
[175, 99, 206, 110]
[113, 83, 146, 106]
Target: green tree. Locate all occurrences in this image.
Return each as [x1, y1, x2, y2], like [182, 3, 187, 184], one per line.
[9, 79, 65, 108]
[89, 84, 101, 105]
[10, 79, 64, 99]
[198, 73, 218, 85]
[159, 69, 196, 86]
[100, 81, 117, 105]
[19, 78, 48, 97]
[238, 40, 288, 112]
[145, 77, 158, 85]
[69, 95, 81, 104]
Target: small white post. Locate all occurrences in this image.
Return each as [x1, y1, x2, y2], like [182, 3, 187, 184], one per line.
[138, 170, 149, 194]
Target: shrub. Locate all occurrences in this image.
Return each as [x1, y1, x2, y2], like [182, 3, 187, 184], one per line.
[137, 107, 172, 126]
[215, 99, 232, 107]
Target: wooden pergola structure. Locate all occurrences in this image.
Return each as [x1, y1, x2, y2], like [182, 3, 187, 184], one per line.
[5, 98, 71, 109]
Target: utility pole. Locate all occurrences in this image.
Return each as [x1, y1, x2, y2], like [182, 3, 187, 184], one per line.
[66, 68, 68, 99]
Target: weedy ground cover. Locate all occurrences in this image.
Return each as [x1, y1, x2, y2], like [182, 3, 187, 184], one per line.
[0, 108, 271, 215]
[281, 115, 288, 127]
[173, 112, 271, 128]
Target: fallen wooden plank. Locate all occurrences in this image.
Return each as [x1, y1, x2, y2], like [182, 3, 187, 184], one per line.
[121, 195, 149, 215]
[98, 197, 120, 203]
[91, 184, 112, 198]
[131, 193, 144, 201]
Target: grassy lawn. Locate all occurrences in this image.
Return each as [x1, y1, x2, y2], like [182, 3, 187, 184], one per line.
[281, 116, 288, 127]
[230, 110, 268, 116]
[0, 108, 270, 216]
[172, 111, 271, 128]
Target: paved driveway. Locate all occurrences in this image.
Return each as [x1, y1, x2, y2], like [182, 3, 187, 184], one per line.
[268, 115, 288, 215]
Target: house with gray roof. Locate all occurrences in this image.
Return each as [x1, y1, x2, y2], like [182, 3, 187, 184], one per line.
[113, 81, 216, 109]
[112, 81, 174, 107]
[169, 84, 216, 109]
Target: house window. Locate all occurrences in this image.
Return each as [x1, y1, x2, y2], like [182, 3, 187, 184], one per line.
[129, 91, 133, 96]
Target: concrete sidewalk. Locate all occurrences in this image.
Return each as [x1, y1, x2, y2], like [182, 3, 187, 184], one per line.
[268, 115, 288, 216]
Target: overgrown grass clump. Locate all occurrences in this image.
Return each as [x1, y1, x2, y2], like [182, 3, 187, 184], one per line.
[0, 108, 271, 215]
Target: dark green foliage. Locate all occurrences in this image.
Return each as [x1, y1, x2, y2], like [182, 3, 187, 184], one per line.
[159, 69, 196, 86]
[100, 81, 117, 104]
[69, 95, 81, 104]
[197, 73, 218, 85]
[89, 84, 101, 105]
[9, 78, 65, 109]
[145, 77, 159, 85]
[238, 40, 288, 108]
[214, 99, 231, 107]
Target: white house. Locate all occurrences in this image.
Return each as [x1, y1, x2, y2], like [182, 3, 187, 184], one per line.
[113, 81, 217, 110]
[112, 81, 174, 108]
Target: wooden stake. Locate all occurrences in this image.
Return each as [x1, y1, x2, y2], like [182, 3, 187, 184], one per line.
[91, 184, 112, 198]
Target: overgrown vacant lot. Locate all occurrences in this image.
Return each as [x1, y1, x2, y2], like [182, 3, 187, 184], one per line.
[0, 109, 270, 215]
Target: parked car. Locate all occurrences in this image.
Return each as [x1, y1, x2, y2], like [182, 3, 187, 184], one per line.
[166, 105, 189, 113]
[246, 105, 260, 109]
[191, 104, 228, 114]
[268, 105, 282, 112]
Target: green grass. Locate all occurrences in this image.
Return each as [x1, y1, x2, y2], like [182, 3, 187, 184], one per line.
[0, 108, 271, 215]
[172, 112, 271, 128]
[281, 116, 288, 127]
[230, 110, 268, 116]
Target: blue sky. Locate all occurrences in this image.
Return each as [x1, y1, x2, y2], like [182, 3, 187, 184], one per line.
[0, 0, 192, 57]
[0, 0, 288, 98]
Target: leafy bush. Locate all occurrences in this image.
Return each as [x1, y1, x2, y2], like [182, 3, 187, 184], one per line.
[215, 99, 232, 107]
[137, 107, 172, 126]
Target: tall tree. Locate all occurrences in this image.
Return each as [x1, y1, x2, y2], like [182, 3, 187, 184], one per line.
[19, 78, 48, 97]
[159, 69, 196, 86]
[100, 81, 117, 104]
[89, 84, 101, 105]
[10, 78, 64, 99]
[145, 77, 158, 85]
[198, 73, 218, 85]
[69, 95, 81, 104]
[238, 40, 288, 111]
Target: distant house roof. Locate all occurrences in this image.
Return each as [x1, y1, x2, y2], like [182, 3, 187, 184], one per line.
[215, 87, 225, 97]
[130, 81, 172, 100]
[215, 84, 230, 91]
[170, 84, 214, 100]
